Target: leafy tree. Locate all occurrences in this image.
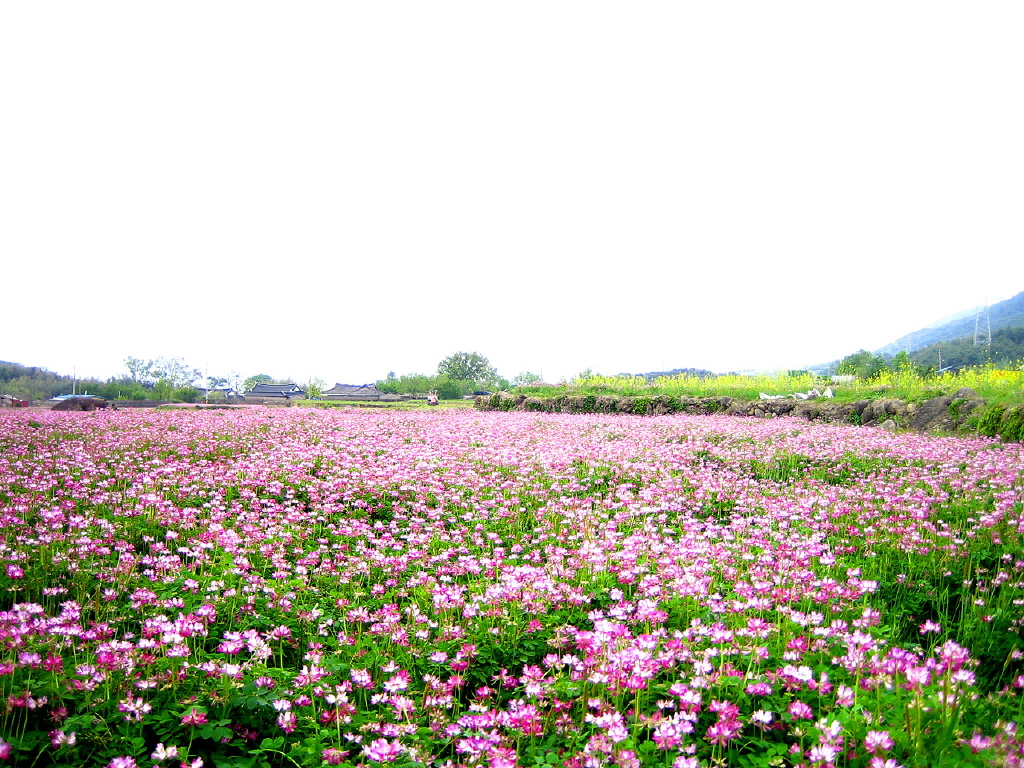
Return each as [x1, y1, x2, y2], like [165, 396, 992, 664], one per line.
[151, 357, 201, 387]
[306, 376, 326, 399]
[93, 377, 151, 400]
[892, 351, 913, 373]
[864, 355, 890, 380]
[438, 352, 496, 385]
[124, 356, 154, 383]
[837, 350, 891, 380]
[436, 379, 464, 400]
[512, 371, 542, 387]
[124, 356, 200, 387]
[836, 350, 873, 377]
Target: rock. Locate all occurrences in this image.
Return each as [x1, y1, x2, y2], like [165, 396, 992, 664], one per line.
[954, 387, 978, 400]
[880, 419, 898, 432]
[794, 401, 853, 423]
[860, 398, 908, 426]
[851, 400, 872, 416]
[52, 397, 110, 412]
[910, 396, 954, 431]
[959, 398, 986, 417]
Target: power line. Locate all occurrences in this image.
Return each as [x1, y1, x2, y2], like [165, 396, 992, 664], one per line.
[973, 300, 992, 347]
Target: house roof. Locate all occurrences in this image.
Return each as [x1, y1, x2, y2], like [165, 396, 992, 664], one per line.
[246, 383, 306, 397]
[322, 383, 391, 400]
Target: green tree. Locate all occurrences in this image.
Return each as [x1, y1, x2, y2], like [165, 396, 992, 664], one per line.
[438, 352, 496, 385]
[865, 355, 890, 380]
[836, 350, 873, 377]
[124, 356, 154, 383]
[125, 356, 200, 387]
[892, 351, 913, 373]
[436, 379, 464, 400]
[512, 371, 542, 387]
[151, 357, 201, 387]
[306, 376, 326, 399]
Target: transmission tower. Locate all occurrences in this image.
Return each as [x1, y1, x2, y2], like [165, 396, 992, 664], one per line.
[973, 300, 992, 347]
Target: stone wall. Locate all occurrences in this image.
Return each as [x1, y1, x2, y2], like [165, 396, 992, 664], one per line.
[476, 388, 1023, 440]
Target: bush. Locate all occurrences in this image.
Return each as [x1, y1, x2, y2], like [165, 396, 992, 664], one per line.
[172, 386, 200, 403]
[436, 379, 463, 400]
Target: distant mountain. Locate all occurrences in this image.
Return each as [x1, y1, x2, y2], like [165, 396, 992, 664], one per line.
[620, 367, 718, 380]
[907, 325, 1024, 372]
[876, 291, 1024, 357]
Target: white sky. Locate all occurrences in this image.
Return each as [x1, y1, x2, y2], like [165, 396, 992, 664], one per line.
[2, 3, 1022, 386]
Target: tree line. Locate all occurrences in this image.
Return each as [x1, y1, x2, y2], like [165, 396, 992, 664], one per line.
[375, 352, 556, 400]
[0, 351, 537, 403]
[0, 357, 224, 402]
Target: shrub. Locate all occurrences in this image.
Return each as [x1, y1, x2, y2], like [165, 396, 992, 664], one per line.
[436, 379, 463, 400]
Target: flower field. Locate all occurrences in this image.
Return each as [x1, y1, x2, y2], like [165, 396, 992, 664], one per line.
[1, 408, 1023, 768]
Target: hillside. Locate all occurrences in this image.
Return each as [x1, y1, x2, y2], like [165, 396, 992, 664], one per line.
[908, 326, 1024, 372]
[876, 290, 1024, 357]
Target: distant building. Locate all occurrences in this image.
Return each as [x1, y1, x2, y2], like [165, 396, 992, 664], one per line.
[322, 383, 401, 401]
[244, 383, 307, 399]
[194, 386, 241, 400]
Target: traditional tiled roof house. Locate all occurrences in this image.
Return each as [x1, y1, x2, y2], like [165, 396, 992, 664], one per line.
[322, 384, 401, 401]
[245, 383, 307, 399]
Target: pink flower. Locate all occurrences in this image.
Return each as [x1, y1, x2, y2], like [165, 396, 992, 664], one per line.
[0, 738, 11, 760]
[322, 748, 348, 765]
[181, 708, 207, 726]
[277, 711, 297, 733]
[788, 701, 814, 720]
[808, 744, 839, 765]
[50, 730, 77, 748]
[869, 759, 905, 768]
[383, 670, 410, 692]
[706, 718, 742, 746]
[751, 710, 773, 728]
[835, 685, 855, 707]
[151, 743, 178, 761]
[362, 738, 403, 762]
[919, 620, 941, 634]
[865, 731, 894, 753]
[964, 733, 992, 753]
[903, 665, 931, 690]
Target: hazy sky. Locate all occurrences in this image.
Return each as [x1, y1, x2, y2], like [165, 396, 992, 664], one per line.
[3, 3, 1022, 386]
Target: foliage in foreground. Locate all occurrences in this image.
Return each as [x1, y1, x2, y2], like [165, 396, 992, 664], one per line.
[1, 408, 1023, 768]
